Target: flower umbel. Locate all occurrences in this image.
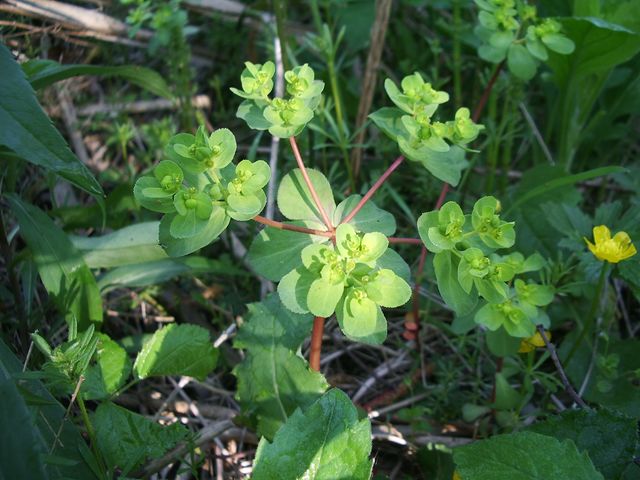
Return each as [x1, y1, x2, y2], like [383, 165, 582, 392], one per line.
[585, 225, 637, 263]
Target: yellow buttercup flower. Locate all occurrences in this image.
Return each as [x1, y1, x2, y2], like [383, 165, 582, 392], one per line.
[518, 330, 549, 353]
[585, 225, 637, 263]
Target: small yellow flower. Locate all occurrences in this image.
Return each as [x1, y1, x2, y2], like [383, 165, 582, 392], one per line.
[453, 471, 462, 480]
[518, 330, 550, 353]
[585, 225, 637, 263]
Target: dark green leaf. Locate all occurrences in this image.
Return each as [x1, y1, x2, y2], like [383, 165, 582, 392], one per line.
[233, 295, 328, 440]
[454, 431, 604, 480]
[93, 402, 187, 474]
[134, 324, 218, 380]
[252, 389, 372, 480]
[529, 408, 638, 479]
[8, 195, 102, 329]
[0, 43, 103, 200]
[24, 60, 173, 98]
[70, 222, 166, 268]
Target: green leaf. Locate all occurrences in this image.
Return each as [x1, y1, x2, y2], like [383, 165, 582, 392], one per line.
[332, 195, 396, 236]
[307, 277, 344, 318]
[0, 338, 99, 479]
[399, 140, 468, 186]
[549, 17, 640, 83]
[278, 267, 315, 314]
[133, 324, 218, 381]
[252, 389, 373, 480]
[236, 100, 271, 130]
[93, 402, 187, 474]
[24, 60, 173, 98]
[277, 168, 336, 225]
[493, 372, 522, 410]
[454, 431, 604, 480]
[70, 222, 167, 268]
[433, 251, 478, 316]
[337, 293, 387, 345]
[233, 295, 328, 440]
[377, 248, 412, 283]
[528, 408, 638, 480]
[541, 33, 575, 54]
[97, 256, 244, 292]
[159, 207, 230, 257]
[369, 107, 406, 141]
[0, 377, 48, 480]
[486, 327, 521, 357]
[82, 334, 132, 400]
[248, 222, 326, 281]
[507, 166, 627, 214]
[507, 43, 538, 80]
[0, 43, 103, 201]
[365, 269, 411, 308]
[8, 195, 102, 329]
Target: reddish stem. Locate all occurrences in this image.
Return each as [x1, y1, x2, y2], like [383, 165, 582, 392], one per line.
[309, 316, 325, 371]
[388, 237, 422, 245]
[472, 61, 504, 123]
[289, 137, 334, 231]
[252, 215, 333, 237]
[341, 155, 405, 225]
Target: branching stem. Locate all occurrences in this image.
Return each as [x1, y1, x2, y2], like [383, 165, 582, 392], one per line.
[537, 325, 587, 408]
[289, 136, 334, 231]
[253, 215, 332, 237]
[388, 237, 422, 245]
[341, 155, 405, 225]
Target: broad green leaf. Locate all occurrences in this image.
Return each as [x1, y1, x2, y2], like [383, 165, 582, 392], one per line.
[93, 402, 187, 475]
[307, 277, 344, 317]
[248, 222, 326, 281]
[159, 207, 230, 257]
[0, 43, 103, 200]
[369, 107, 406, 141]
[547, 17, 640, 166]
[82, 334, 132, 400]
[377, 248, 412, 283]
[493, 372, 522, 410]
[433, 251, 477, 316]
[337, 294, 387, 345]
[0, 338, 99, 479]
[278, 268, 314, 314]
[365, 269, 411, 308]
[133, 324, 218, 380]
[549, 17, 640, 83]
[507, 166, 627, 214]
[233, 295, 328, 440]
[0, 377, 48, 480]
[528, 408, 638, 480]
[454, 431, 604, 480]
[332, 195, 396, 236]
[541, 33, 575, 54]
[252, 389, 373, 480]
[507, 43, 538, 80]
[70, 222, 166, 268]
[277, 168, 336, 224]
[23, 60, 173, 98]
[8, 195, 102, 329]
[97, 256, 244, 292]
[485, 327, 521, 357]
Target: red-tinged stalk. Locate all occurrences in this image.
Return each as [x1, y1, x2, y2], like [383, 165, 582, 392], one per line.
[289, 136, 334, 231]
[309, 316, 325, 371]
[253, 215, 333, 237]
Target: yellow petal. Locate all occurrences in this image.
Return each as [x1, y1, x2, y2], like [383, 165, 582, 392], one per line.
[592, 225, 611, 244]
[453, 471, 462, 480]
[612, 231, 632, 248]
[620, 243, 637, 261]
[518, 340, 534, 353]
